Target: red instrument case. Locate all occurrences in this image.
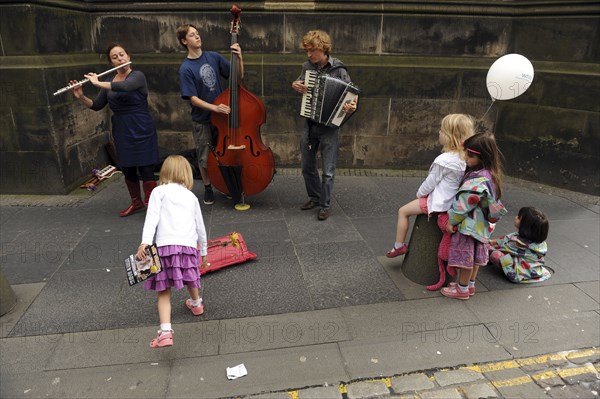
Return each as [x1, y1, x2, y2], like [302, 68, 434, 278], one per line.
[201, 232, 257, 275]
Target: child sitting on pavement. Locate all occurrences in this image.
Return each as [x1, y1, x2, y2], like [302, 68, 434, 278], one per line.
[489, 206, 552, 283]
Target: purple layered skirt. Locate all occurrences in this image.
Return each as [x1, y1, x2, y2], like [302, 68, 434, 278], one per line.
[144, 245, 201, 291]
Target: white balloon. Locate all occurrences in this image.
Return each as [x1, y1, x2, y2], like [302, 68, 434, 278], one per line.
[486, 54, 534, 100]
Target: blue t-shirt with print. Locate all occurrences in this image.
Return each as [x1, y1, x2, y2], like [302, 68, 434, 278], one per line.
[179, 51, 230, 123]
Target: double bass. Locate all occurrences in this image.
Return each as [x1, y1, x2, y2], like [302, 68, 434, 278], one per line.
[207, 5, 275, 208]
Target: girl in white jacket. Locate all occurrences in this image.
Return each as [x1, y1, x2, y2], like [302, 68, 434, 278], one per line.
[387, 114, 475, 258]
[137, 155, 208, 348]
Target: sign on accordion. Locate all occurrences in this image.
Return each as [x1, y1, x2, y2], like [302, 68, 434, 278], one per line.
[300, 70, 360, 128]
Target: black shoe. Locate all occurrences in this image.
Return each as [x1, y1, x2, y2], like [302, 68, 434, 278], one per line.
[300, 200, 318, 210]
[204, 186, 215, 205]
[318, 208, 330, 220]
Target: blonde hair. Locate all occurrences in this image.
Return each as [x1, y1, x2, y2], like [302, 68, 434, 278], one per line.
[440, 114, 475, 153]
[300, 30, 332, 55]
[158, 155, 194, 190]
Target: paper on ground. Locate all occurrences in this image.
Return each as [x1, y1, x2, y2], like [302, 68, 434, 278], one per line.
[226, 363, 248, 380]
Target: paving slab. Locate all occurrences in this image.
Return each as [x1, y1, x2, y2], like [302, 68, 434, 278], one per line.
[0, 282, 45, 338]
[0, 362, 171, 399]
[464, 284, 600, 323]
[201, 255, 313, 320]
[297, 386, 343, 399]
[218, 308, 351, 354]
[574, 281, 600, 303]
[167, 343, 349, 398]
[45, 322, 220, 370]
[486, 312, 600, 357]
[297, 240, 404, 309]
[338, 325, 512, 380]
[339, 298, 479, 340]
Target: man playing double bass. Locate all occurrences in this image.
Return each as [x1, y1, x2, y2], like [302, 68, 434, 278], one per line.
[176, 23, 244, 205]
[292, 30, 358, 221]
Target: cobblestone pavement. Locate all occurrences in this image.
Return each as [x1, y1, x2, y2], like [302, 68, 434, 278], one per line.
[250, 348, 600, 399]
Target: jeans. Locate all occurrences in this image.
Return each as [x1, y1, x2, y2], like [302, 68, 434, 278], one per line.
[300, 122, 340, 210]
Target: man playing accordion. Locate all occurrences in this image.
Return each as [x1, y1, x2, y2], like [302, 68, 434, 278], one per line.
[291, 30, 358, 221]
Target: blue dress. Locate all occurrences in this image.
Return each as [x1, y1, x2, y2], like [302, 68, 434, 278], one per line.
[91, 70, 159, 168]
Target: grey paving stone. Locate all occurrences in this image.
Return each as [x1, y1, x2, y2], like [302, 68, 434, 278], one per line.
[464, 285, 599, 324]
[218, 308, 351, 354]
[0, 282, 45, 338]
[574, 281, 600, 303]
[559, 364, 599, 384]
[168, 343, 348, 398]
[339, 297, 478, 341]
[433, 368, 484, 386]
[566, 349, 600, 365]
[390, 373, 435, 393]
[534, 374, 566, 389]
[547, 384, 598, 399]
[297, 240, 404, 309]
[463, 383, 499, 399]
[0, 361, 171, 399]
[495, 381, 549, 399]
[339, 326, 511, 380]
[297, 386, 342, 399]
[201, 255, 313, 321]
[247, 393, 292, 399]
[419, 388, 462, 399]
[486, 313, 600, 358]
[345, 381, 390, 399]
[517, 354, 569, 372]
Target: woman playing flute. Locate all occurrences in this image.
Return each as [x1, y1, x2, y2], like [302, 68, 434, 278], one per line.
[71, 43, 159, 217]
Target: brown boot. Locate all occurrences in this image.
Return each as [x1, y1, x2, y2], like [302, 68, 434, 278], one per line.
[143, 180, 157, 207]
[120, 180, 145, 217]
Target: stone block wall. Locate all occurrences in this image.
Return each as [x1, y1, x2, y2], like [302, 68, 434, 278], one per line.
[0, 1, 598, 195]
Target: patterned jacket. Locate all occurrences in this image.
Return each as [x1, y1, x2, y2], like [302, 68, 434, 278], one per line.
[492, 233, 551, 283]
[448, 176, 507, 243]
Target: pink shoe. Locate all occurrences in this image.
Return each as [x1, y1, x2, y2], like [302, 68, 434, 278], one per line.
[386, 244, 407, 258]
[448, 282, 475, 296]
[186, 299, 205, 316]
[150, 330, 173, 348]
[441, 285, 470, 300]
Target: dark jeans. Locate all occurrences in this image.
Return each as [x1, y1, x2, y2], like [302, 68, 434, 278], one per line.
[300, 122, 340, 210]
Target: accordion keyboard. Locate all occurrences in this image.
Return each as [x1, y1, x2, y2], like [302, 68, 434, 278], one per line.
[300, 70, 319, 119]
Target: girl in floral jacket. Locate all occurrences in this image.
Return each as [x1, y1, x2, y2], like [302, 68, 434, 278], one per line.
[490, 206, 551, 283]
[442, 133, 507, 300]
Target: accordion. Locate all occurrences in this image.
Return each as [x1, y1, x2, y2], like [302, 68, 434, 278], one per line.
[300, 70, 360, 128]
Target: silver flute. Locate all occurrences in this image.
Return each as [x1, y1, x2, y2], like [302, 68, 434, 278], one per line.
[53, 61, 132, 96]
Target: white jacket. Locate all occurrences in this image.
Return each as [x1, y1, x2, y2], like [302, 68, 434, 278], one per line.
[416, 151, 466, 214]
[141, 183, 208, 256]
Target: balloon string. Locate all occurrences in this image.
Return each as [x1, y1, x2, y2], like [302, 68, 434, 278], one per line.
[479, 100, 495, 121]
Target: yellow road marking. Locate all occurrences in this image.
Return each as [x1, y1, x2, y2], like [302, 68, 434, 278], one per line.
[566, 348, 600, 359]
[492, 375, 533, 388]
[466, 360, 520, 373]
[558, 365, 598, 378]
[532, 371, 559, 380]
[517, 353, 565, 366]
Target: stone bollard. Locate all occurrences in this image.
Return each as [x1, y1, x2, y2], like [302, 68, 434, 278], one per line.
[401, 213, 443, 286]
[0, 266, 17, 317]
